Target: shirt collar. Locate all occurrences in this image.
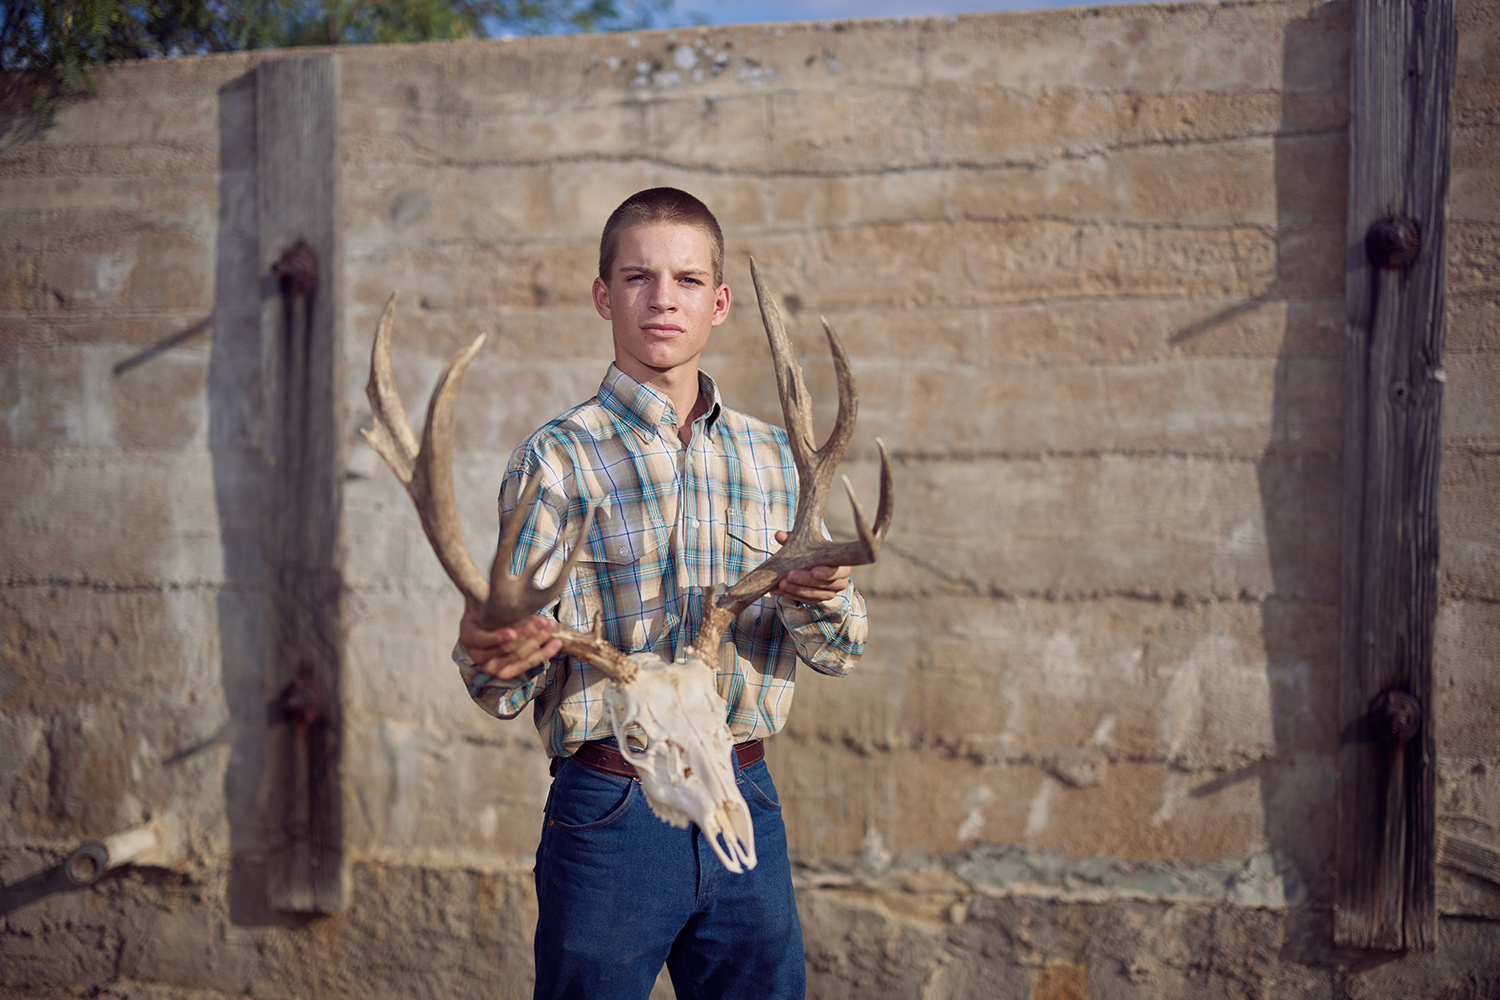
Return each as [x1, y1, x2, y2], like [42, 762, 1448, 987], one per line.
[598, 364, 723, 443]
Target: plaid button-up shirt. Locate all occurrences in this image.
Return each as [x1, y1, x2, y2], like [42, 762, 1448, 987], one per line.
[453, 364, 867, 757]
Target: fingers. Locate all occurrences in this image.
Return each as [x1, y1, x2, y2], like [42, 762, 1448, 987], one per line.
[459, 606, 556, 648]
[458, 606, 560, 679]
[491, 634, 564, 681]
[775, 564, 851, 604]
[770, 533, 852, 602]
[771, 532, 853, 601]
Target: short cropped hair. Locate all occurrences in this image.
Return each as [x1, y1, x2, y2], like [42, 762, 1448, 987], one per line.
[598, 187, 726, 289]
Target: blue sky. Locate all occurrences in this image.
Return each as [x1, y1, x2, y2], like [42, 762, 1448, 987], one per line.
[685, 0, 1153, 26]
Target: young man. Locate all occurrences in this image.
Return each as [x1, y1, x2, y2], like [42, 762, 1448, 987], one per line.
[453, 187, 866, 1000]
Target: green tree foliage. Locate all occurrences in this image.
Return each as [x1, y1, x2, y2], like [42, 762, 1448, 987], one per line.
[1, 0, 672, 119]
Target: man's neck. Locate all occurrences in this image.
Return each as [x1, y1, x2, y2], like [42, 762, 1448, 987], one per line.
[676, 384, 711, 446]
[617, 359, 706, 445]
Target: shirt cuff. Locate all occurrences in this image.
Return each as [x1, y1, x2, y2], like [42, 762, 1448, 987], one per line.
[776, 589, 852, 613]
[453, 641, 539, 692]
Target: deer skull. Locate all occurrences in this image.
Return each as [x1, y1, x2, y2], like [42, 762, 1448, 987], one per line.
[605, 653, 756, 873]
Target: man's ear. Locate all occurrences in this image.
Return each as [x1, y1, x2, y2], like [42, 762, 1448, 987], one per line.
[711, 282, 731, 328]
[592, 276, 612, 320]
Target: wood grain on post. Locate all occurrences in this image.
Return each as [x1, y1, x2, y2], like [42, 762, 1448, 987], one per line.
[257, 55, 348, 914]
[1334, 0, 1456, 952]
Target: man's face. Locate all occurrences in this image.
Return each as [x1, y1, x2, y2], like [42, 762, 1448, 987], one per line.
[593, 223, 730, 387]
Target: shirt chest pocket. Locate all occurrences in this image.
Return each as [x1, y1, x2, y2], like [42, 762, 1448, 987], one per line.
[724, 503, 788, 576]
[722, 503, 792, 646]
[584, 496, 668, 567]
[575, 495, 672, 653]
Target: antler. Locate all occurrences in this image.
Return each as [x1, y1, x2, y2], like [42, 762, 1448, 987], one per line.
[692, 260, 894, 657]
[363, 292, 637, 682]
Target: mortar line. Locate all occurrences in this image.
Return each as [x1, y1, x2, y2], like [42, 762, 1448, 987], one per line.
[383, 123, 1348, 179]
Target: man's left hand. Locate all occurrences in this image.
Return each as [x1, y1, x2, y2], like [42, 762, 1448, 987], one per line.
[772, 530, 851, 604]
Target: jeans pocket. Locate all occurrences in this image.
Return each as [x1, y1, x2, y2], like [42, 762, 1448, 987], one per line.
[740, 771, 783, 813]
[547, 760, 637, 832]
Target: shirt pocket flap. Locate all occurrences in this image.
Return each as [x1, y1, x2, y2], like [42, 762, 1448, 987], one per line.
[724, 504, 787, 569]
[583, 496, 667, 566]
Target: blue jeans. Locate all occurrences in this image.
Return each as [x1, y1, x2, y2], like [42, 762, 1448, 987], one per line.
[533, 751, 805, 1000]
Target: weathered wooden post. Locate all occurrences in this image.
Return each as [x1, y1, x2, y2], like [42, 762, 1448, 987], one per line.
[257, 54, 348, 913]
[1335, 0, 1456, 952]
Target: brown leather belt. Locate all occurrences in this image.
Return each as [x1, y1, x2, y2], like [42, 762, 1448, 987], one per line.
[568, 739, 764, 780]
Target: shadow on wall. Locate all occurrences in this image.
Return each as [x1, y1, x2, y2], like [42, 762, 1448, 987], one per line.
[1159, 0, 1349, 950]
[1260, 1, 1346, 960]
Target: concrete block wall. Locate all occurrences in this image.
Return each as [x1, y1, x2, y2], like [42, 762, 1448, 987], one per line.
[2, 1, 1496, 997]
[1, 50, 262, 862]
[339, 0, 1358, 879]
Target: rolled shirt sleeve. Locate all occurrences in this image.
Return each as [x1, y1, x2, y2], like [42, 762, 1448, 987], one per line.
[775, 584, 867, 677]
[451, 638, 548, 720]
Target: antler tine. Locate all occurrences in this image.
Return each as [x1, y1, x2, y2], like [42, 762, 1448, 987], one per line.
[692, 264, 894, 657]
[751, 258, 817, 459]
[481, 473, 602, 631]
[841, 437, 894, 559]
[400, 326, 493, 611]
[363, 292, 422, 483]
[362, 293, 548, 615]
[364, 295, 640, 683]
[748, 262, 859, 541]
[811, 314, 859, 510]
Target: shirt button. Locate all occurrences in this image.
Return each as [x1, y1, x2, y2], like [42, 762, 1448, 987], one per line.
[619, 546, 627, 555]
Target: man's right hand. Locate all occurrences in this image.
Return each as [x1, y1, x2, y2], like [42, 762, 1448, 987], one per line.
[458, 605, 563, 681]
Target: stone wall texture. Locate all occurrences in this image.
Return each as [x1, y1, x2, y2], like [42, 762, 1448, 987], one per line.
[2, 0, 1497, 997]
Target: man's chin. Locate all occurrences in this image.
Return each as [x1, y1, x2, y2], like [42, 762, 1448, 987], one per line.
[620, 350, 701, 374]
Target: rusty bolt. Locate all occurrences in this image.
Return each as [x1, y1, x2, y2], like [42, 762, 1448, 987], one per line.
[1365, 216, 1420, 269]
[279, 673, 326, 727]
[273, 241, 319, 297]
[1368, 690, 1422, 743]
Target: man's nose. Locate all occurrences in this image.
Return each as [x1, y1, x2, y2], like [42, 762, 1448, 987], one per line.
[648, 279, 676, 311]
